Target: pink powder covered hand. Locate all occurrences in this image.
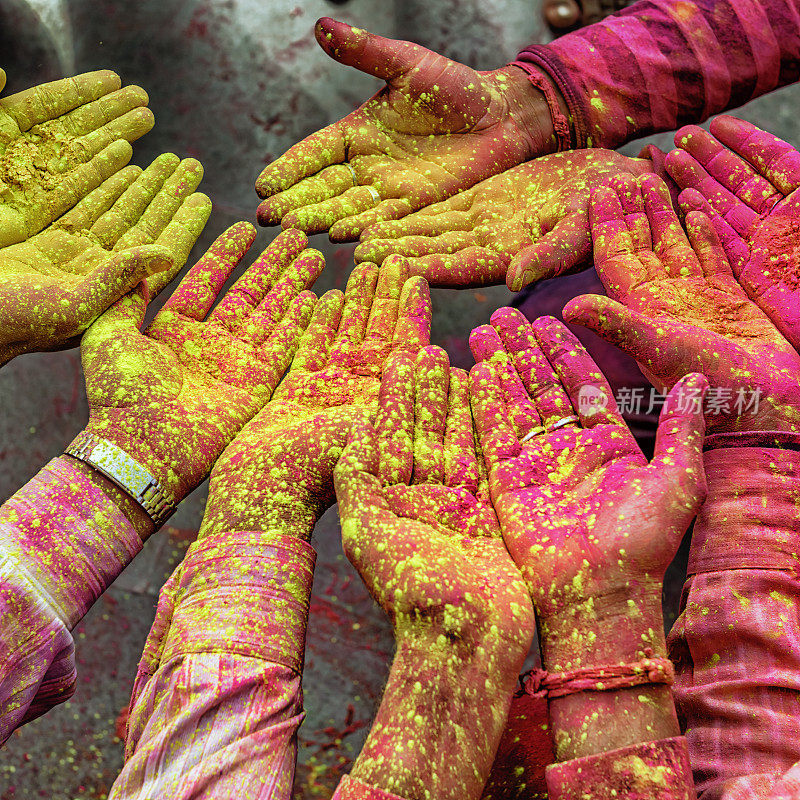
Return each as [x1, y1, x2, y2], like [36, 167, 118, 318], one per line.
[354, 149, 652, 290]
[665, 116, 800, 349]
[563, 174, 800, 434]
[469, 308, 707, 760]
[0, 69, 154, 247]
[77, 224, 322, 508]
[255, 18, 560, 241]
[333, 346, 533, 800]
[199, 256, 431, 541]
[0, 154, 210, 365]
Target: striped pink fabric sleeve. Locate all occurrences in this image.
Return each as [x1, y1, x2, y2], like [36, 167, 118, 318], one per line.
[514, 0, 800, 149]
[0, 457, 145, 742]
[108, 531, 316, 800]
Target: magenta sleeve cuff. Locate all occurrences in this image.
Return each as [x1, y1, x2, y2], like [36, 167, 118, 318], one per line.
[0, 457, 143, 628]
[545, 737, 695, 800]
[332, 774, 407, 800]
[159, 531, 316, 674]
[690, 439, 800, 574]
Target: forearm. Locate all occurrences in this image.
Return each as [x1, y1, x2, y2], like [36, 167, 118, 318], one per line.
[541, 585, 679, 762]
[348, 627, 525, 800]
[515, 0, 800, 150]
[112, 529, 316, 799]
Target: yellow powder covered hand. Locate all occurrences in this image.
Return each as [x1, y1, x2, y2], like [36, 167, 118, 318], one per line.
[77, 224, 322, 508]
[0, 154, 210, 365]
[0, 69, 154, 247]
[333, 346, 534, 800]
[563, 174, 800, 434]
[356, 150, 651, 289]
[255, 18, 558, 241]
[200, 255, 432, 541]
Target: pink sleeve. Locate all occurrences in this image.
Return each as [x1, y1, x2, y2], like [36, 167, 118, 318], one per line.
[544, 737, 696, 799]
[667, 435, 800, 799]
[514, 0, 800, 149]
[108, 531, 316, 800]
[0, 457, 144, 741]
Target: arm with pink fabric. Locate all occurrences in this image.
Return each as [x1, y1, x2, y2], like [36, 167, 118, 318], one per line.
[107, 257, 434, 798]
[0, 223, 321, 745]
[563, 174, 800, 798]
[469, 310, 707, 799]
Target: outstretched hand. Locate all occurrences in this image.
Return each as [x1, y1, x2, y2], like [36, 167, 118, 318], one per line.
[563, 174, 800, 434]
[255, 17, 557, 240]
[0, 155, 210, 364]
[335, 346, 533, 800]
[354, 149, 651, 289]
[79, 224, 321, 510]
[200, 255, 431, 541]
[666, 116, 800, 349]
[0, 70, 154, 247]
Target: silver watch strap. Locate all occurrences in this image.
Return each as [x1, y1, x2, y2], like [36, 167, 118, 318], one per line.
[65, 432, 175, 526]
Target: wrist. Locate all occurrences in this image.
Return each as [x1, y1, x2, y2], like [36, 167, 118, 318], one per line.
[538, 586, 679, 762]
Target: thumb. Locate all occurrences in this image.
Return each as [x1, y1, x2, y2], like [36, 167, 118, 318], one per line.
[315, 17, 423, 82]
[75, 246, 173, 323]
[334, 418, 383, 524]
[650, 372, 709, 513]
[0, 69, 6, 94]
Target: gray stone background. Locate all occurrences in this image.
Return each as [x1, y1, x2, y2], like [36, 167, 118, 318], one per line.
[0, 1, 798, 797]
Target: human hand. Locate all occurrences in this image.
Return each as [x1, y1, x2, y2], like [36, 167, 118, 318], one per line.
[355, 149, 651, 289]
[255, 18, 559, 241]
[78, 224, 321, 514]
[563, 174, 800, 434]
[469, 309, 706, 760]
[0, 154, 209, 364]
[334, 346, 533, 800]
[200, 256, 431, 541]
[0, 70, 154, 247]
[665, 116, 800, 349]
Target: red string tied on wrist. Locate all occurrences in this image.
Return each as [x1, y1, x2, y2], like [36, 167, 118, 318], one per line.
[519, 648, 675, 700]
[509, 61, 572, 152]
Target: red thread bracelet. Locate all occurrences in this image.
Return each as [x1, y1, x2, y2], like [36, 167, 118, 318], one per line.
[509, 61, 572, 152]
[519, 648, 675, 700]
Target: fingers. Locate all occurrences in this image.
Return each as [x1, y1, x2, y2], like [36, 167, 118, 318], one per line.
[469, 361, 521, 466]
[255, 124, 345, 200]
[73, 246, 174, 324]
[329, 198, 415, 242]
[490, 308, 574, 427]
[282, 185, 382, 234]
[710, 115, 800, 196]
[609, 172, 651, 251]
[334, 418, 383, 523]
[506, 211, 591, 291]
[328, 262, 380, 364]
[391, 275, 432, 352]
[665, 147, 759, 235]
[589, 184, 635, 263]
[400, 247, 510, 288]
[362, 255, 410, 345]
[83, 153, 181, 246]
[115, 158, 205, 251]
[68, 106, 154, 162]
[360, 207, 473, 243]
[210, 228, 310, 329]
[531, 315, 623, 428]
[45, 140, 133, 227]
[640, 174, 688, 256]
[412, 346, 450, 485]
[0, 69, 6, 94]
[160, 222, 257, 320]
[650, 372, 708, 509]
[354, 230, 477, 263]
[291, 289, 344, 371]
[1, 70, 122, 131]
[315, 17, 424, 82]
[444, 369, 480, 493]
[375, 351, 416, 485]
[677, 188, 750, 275]
[48, 85, 149, 140]
[684, 211, 735, 281]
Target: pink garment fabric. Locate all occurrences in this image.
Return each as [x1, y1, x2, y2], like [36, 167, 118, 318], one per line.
[668, 441, 800, 799]
[0, 457, 143, 742]
[108, 531, 315, 800]
[515, 0, 800, 150]
[544, 737, 696, 800]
